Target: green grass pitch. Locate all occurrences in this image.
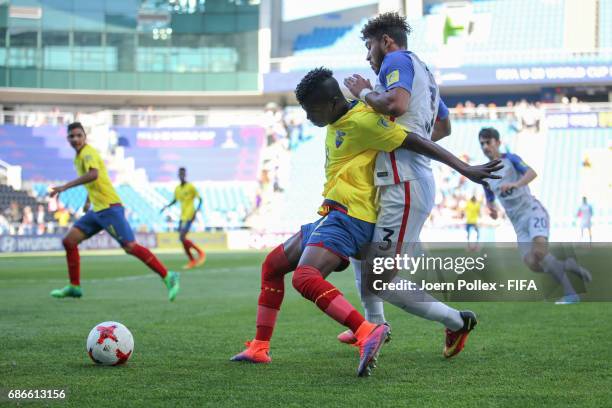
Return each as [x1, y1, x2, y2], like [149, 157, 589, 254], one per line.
[1, 251, 611, 407]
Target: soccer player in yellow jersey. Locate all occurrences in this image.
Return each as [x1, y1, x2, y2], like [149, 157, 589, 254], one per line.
[464, 195, 481, 249]
[48, 122, 179, 301]
[231, 68, 502, 376]
[160, 167, 206, 269]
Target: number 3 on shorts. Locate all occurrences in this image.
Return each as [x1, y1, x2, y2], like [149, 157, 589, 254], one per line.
[379, 228, 395, 251]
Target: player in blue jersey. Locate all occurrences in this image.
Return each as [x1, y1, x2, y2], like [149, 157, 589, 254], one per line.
[478, 127, 591, 304]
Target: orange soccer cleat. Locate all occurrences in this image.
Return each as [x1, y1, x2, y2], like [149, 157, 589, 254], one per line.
[230, 340, 271, 364]
[356, 323, 390, 377]
[443, 311, 477, 358]
[194, 251, 207, 267]
[338, 323, 391, 346]
[182, 260, 197, 270]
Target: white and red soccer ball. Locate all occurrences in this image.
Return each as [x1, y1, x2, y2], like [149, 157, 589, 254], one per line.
[86, 321, 134, 366]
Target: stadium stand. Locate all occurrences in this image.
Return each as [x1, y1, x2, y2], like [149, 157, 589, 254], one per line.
[31, 182, 256, 232]
[0, 125, 74, 181]
[114, 126, 265, 182]
[285, 0, 611, 70]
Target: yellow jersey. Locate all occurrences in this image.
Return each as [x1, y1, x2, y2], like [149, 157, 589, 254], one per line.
[465, 200, 481, 224]
[320, 101, 407, 223]
[74, 144, 121, 212]
[174, 182, 200, 221]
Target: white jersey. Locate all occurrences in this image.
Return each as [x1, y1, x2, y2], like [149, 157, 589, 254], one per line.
[484, 153, 540, 222]
[579, 204, 593, 221]
[372, 51, 448, 186]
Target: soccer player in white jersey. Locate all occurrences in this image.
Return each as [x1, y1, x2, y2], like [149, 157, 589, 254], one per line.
[343, 12, 475, 358]
[577, 196, 593, 243]
[478, 127, 591, 304]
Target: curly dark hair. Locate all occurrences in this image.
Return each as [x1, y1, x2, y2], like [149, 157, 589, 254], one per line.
[295, 67, 335, 105]
[361, 12, 411, 48]
[479, 127, 500, 141]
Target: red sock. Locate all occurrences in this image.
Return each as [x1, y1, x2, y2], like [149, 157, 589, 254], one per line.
[292, 265, 365, 333]
[181, 239, 195, 261]
[128, 243, 168, 278]
[63, 238, 80, 286]
[256, 245, 292, 341]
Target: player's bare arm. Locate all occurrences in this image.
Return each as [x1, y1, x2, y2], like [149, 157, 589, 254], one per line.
[400, 131, 503, 186]
[160, 199, 177, 213]
[343, 74, 410, 117]
[49, 168, 99, 197]
[500, 167, 537, 193]
[487, 202, 499, 220]
[431, 117, 452, 142]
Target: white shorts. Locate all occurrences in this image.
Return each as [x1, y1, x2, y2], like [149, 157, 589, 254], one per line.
[372, 175, 436, 251]
[512, 200, 550, 258]
[581, 219, 592, 229]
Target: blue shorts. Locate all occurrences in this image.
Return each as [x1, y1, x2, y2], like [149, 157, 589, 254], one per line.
[300, 210, 374, 270]
[178, 219, 194, 235]
[74, 205, 135, 246]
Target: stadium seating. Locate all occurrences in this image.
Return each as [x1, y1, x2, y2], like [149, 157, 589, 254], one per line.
[0, 125, 74, 181]
[0, 184, 46, 216]
[114, 126, 265, 182]
[32, 182, 256, 231]
[293, 26, 353, 51]
[276, 117, 610, 232]
[288, 0, 611, 70]
[601, 0, 612, 49]
[539, 128, 611, 227]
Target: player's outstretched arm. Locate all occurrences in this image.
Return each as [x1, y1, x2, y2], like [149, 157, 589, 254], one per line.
[400, 132, 503, 186]
[160, 199, 177, 213]
[49, 168, 98, 197]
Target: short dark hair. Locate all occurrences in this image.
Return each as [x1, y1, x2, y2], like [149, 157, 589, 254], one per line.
[295, 67, 336, 105]
[179, 167, 186, 172]
[361, 12, 411, 48]
[479, 127, 500, 141]
[67, 122, 85, 133]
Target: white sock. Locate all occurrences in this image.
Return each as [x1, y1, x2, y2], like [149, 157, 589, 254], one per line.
[541, 253, 576, 296]
[351, 259, 386, 324]
[380, 276, 464, 331]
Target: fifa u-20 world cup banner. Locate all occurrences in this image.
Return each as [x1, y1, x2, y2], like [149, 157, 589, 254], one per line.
[0, 232, 157, 253]
[359, 242, 612, 302]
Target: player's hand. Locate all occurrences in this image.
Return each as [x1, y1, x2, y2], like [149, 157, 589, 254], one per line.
[83, 202, 90, 212]
[488, 203, 498, 220]
[48, 185, 65, 198]
[461, 159, 503, 188]
[343, 74, 373, 99]
[500, 182, 517, 193]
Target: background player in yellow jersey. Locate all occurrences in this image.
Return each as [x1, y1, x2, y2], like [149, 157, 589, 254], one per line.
[464, 195, 481, 250]
[231, 68, 501, 376]
[48, 122, 180, 301]
[160, 167, 206, 269]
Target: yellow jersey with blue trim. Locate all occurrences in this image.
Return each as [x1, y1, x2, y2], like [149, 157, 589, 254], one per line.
[74, 144, 121, 212]
[465, 200, 481, 224]
[174, 182, 200, 221]
[320, 100, 407, 223]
